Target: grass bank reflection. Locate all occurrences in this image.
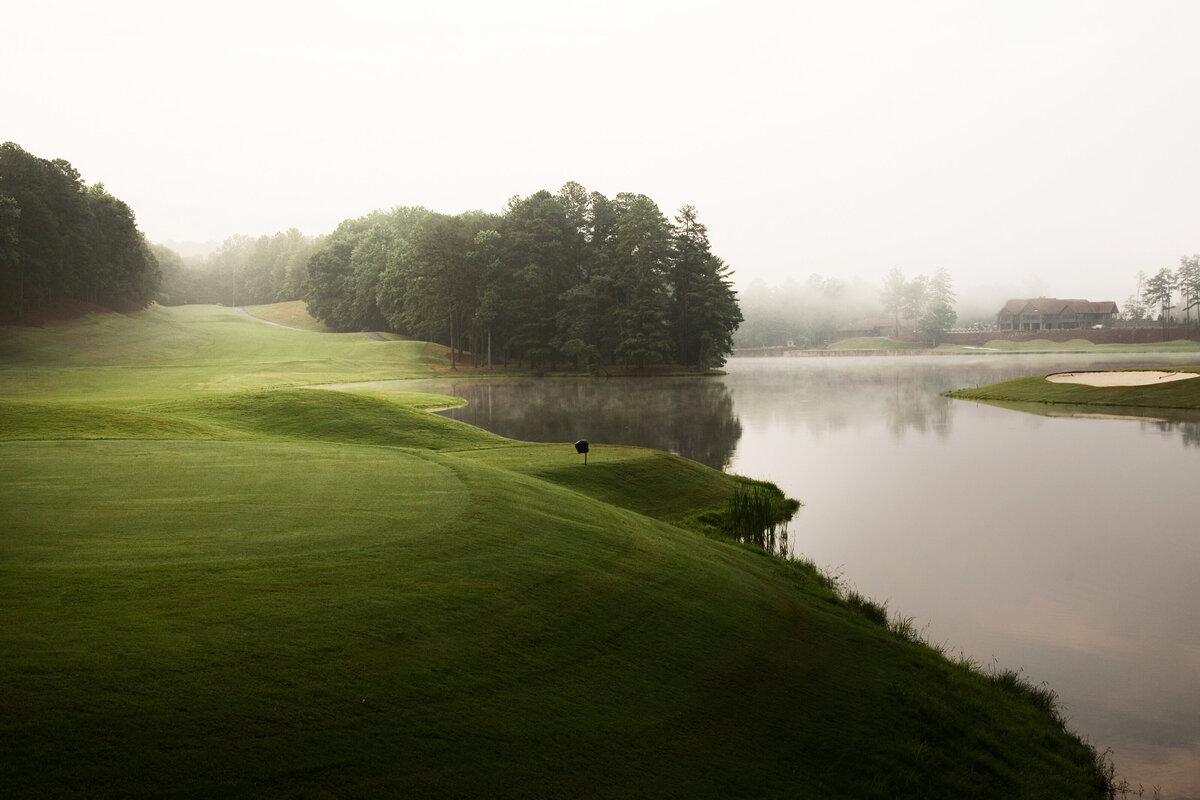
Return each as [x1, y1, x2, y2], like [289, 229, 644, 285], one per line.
[409, 377, 743, 471]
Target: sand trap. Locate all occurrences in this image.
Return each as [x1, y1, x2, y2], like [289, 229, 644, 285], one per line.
[1046, 370, 1199, 387]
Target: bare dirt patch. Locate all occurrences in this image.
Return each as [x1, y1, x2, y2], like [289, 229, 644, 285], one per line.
[1046, 370, 1199, 387]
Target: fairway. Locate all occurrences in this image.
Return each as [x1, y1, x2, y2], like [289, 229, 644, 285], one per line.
[1, 305, 1114, 798]
[0, 439, 469, 563]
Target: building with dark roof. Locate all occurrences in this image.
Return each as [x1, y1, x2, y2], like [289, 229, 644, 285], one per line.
[996, 298, 1119, 332]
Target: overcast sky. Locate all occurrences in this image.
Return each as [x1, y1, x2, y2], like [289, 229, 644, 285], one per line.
[6, 0, 1199, 306]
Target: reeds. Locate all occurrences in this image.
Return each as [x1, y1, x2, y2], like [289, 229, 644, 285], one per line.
[726, 482, 800, 557]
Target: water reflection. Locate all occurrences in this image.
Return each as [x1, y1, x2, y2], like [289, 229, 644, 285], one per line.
[954, 396, 1200, 449]
[727, 354, 1200, 447]
[724, 354, 1200, 798]
[1153, 420, 1200, 447]
[406, 377, 743, 471]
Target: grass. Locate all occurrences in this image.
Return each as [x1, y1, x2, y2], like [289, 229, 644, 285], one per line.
[944, 366, 1200, 412]
[826, 336, 928, 350]
[241, 300, 335, 332]
[818, 337, 1200, 355]
[0, 303, 1117, 798]
[976, 338, 1200, 353]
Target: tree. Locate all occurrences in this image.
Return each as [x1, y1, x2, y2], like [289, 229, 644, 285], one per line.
[0, 192, 21, 315]
[684, 253, 743, 368]
[402, 212, 492, 368]
[609, 193, 674, 369]
[0, 142, 159, 315]
[305, 217, 373, 329]
[497, 191, 575, 369]
[917, 268, 956, 344]
[1142, 267, 1177, 339]
[793, 274, 844, 348]
[209, 234, 254, 308]
[901, 274, 928, 330]
[1178, 255, 1200, 330]
[1123, 270, 1150, 323]
[469, 229, 505, 367]
[558, 190, 624, 364]
[668, 205, 742, 368]
[83, 183, 160, 308]
[880, 267, 907, 337]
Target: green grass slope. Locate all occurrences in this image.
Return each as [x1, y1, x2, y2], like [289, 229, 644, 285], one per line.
[0, 305, 1112, 798]
[978, 338, 1200, 353]
[945, 367, 1200, 410]
[242, 300, 335, 332]
[826, 336, 928, 351]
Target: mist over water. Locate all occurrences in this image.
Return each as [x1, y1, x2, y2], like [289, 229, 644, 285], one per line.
[409, 353, 1200, 797]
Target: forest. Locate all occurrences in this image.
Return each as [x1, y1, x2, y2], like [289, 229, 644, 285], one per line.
[161, 183, 742, 370]
[0, 142, 160, 316]
[3, 144, 742, 370]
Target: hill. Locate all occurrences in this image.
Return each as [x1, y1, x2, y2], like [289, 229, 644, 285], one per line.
[0, 304, 1114, 798]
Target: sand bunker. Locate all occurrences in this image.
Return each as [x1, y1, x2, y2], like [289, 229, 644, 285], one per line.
[1046, 370, 1199, 387]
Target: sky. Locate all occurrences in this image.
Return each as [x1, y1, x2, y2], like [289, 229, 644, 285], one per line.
[6, 0, 1200, 308]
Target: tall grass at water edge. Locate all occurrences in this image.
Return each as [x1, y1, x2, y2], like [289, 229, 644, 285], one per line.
[725, 481, 801, 556]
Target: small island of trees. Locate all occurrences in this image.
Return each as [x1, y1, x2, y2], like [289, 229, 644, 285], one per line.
[302, 183, 743, 371]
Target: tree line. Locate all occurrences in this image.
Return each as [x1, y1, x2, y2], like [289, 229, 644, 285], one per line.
[302, 183, 743, 370]
[2, 145, 742, 369]
[0, 142, 160, 316]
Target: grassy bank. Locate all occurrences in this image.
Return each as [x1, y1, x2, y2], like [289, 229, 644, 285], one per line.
[945, 367, 1200, 410]
[814, 336, 1200, 355]
[1, 304, 1114, 798]
[971, 338, 1200, 353]
[241, 300, 336, 332]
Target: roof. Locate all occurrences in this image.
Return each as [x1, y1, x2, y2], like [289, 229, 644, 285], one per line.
[998, 298, 1119, 315]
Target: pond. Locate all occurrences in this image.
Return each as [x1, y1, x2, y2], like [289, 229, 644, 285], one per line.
[407, 353, 1200, 797]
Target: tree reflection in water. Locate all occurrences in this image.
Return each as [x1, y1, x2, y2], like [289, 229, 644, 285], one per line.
[413, 377, 743, 471]
[409, 354, 1200, 465]
[1145, 419, 1200, 447]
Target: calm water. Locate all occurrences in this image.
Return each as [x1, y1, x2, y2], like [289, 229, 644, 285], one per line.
[408, 354, 1200, 797]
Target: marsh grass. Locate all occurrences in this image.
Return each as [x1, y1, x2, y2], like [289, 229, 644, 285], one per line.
[724, 481, 801, 556]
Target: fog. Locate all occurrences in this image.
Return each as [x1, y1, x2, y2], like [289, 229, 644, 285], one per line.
[5, 1, 1200, 308]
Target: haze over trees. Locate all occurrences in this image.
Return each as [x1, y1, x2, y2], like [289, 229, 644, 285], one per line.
[1180, 255, 1200, 328]
[735, 274, 879, 349]
[1121, 259, 1200, 323]
[303, 183, 743, 370]
[736, 268, 958, 349]
[1123, 258, 1200, 330]
[157, 230, 315, 307]
[0, 142, 160, 317]
[2, 146, 738, 368]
